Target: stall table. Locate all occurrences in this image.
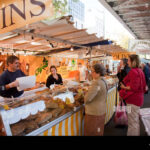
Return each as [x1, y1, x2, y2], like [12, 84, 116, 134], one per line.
[140, 108, 150, 136]
[0, 82, 119, 136]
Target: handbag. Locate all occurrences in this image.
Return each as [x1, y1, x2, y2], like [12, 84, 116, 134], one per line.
[114, 100, 128, 126]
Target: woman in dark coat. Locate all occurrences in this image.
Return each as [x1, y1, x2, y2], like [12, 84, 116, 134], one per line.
[117, 58, 130, 91]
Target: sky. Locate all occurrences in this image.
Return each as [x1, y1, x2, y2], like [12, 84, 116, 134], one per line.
[78, 0, 135, 48]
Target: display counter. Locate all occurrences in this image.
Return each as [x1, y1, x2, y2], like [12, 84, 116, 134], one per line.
[0, 77, 119, 136]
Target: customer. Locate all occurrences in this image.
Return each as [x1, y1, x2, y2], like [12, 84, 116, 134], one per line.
[141, 63, 150, 93]
[46, 65, 63, 88]
[84, 63, 108, 136]
[105, 64, 112, 75]
[119, 54, 146, 136]
[0, 55, 26, 98]
[117, 58, 130, 91]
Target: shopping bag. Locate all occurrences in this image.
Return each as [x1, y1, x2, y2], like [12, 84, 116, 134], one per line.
[114, 101, 128, 126]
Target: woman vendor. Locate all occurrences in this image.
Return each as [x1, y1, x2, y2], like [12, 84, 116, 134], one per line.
[46, 65, 63, 88]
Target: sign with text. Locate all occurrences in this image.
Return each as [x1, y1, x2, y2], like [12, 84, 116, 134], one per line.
[128, 39, 150, 53]
[0, 0, 54, 34]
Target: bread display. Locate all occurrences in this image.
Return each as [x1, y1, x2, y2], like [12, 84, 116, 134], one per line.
[11, 121, 26, 136]
[51, 85, 67, 96]
[45, 101, 59, 109]
[7, 80, 118, 136]
[51, 108, 63, 118]
[35, 112, 52, 125]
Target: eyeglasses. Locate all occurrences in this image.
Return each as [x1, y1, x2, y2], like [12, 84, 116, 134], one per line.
[91, 70, 95, 73]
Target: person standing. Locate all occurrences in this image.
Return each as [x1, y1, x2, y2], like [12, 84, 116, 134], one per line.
[84, 64, 108, 136]
[117, 58, 130, 91]
[0, 55, 26, 98]
[105, 64, 112, 75]
[78, 63, 88, 82]
[46, 65, 63, 88]
[141, 63, 150, 93]
[119, 54, 146, 136]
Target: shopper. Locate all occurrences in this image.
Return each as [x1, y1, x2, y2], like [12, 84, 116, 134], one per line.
[141, 63, 150, 93]
[0, 55, 26, 98]
[117, 58, 130, 91]
[119, 54, 146, 136]
[46, 65, 63, 88]
[105, 64, 112, 75]
[84, 63, 108, 136]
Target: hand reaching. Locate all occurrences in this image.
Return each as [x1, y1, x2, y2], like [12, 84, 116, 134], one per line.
[8, 80, 19, 88]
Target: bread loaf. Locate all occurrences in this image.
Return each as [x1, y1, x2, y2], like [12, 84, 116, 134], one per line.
[35, 112, 52, 125]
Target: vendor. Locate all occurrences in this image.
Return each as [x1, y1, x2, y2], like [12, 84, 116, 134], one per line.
[78, 63, 88, 82]
[46, 65, 63, 88]
[0, 55, 26, 98]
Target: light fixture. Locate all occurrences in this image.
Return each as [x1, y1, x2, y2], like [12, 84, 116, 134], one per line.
[1, 48, 4, 55]
[24, 50, 27, 56]
[70, 47, 74, 51]
[145, 3, 149, 8]
[49, 42, 54, 48]
[31, 42, 42, 45]
[13, 50, 16, 56]
[31, 35, 34, 40]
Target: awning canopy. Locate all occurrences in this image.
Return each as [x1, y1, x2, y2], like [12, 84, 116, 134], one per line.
[101, 0, 150, 39]
[0, 16, 127, 57]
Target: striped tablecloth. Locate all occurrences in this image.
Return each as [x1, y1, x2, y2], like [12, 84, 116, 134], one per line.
[39, 86, 118, 136]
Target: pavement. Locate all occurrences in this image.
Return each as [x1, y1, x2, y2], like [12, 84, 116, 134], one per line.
[104, 91, 150, 136]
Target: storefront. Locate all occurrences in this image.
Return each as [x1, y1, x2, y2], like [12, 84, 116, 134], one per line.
[0, 1, 122, 136]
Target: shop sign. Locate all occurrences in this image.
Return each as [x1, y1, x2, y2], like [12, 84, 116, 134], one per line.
[0, 0, 53, 34]
[128, 40, 150, 52]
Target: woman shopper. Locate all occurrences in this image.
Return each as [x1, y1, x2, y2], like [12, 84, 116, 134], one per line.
[46, 65, 63, 88]
[119, 54, 146, 136]
[117, 58, 130, 91]
[84, 63, 108, 136]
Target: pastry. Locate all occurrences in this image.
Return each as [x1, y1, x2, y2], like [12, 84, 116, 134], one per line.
[35, 112, 52, 125]
[11, 121, 26, 136]
[25, 120, 39, 130]
[45, 101, 59, 109]
[51, 108, 63, 118]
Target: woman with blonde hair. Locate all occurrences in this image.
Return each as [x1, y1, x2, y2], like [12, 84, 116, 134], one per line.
[119, 54, 146, 136]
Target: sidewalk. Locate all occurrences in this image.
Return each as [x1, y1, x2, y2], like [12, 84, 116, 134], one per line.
[104, 92, 150, 136]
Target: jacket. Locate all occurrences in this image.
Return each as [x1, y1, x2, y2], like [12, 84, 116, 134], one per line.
[117, 65, 130, 91]
[84, 77, 108, 116]
[119, 68, 146, 107]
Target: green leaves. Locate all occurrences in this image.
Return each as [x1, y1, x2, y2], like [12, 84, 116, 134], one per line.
[35, 58, 48, 76]
[52, 0, 79, 19]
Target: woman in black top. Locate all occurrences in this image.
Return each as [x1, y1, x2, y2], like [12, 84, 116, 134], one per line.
[117, 58, 130, 91]
[46, 65, 63, 88]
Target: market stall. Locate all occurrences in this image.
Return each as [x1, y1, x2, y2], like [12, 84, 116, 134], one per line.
[0, 2, 122, 135]
[0, 76, 118, 136]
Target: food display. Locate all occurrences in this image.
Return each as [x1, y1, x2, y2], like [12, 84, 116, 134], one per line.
[0, 77, 117, 136]
[105, 76, 118, 89]
[0, 82, 89, 136]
